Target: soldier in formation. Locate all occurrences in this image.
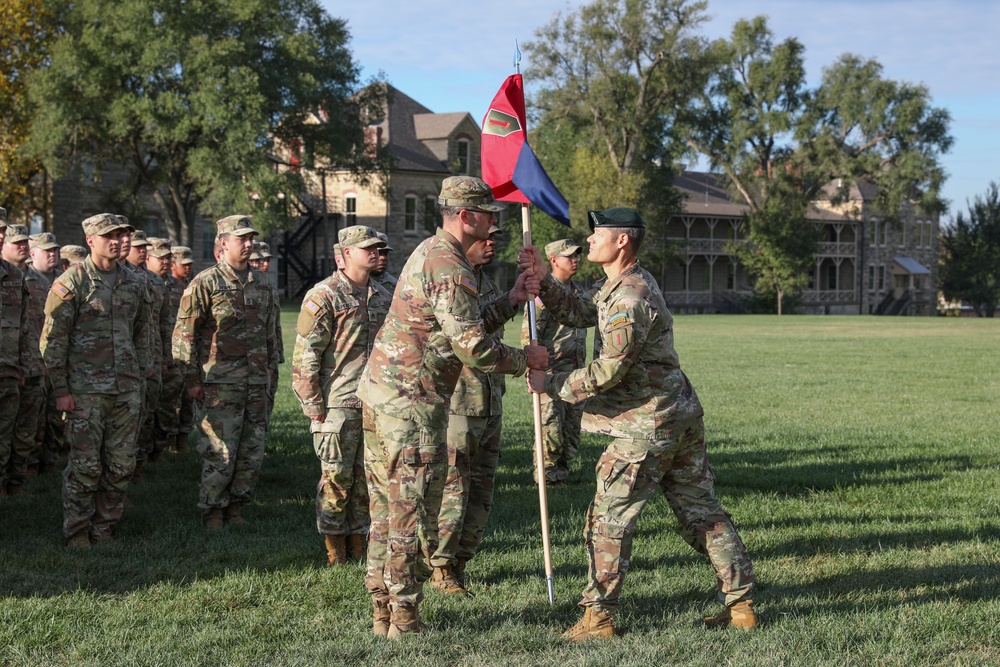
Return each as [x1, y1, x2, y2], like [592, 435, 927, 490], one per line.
[173, 215, 279, 531]
[356, 175, 547, 638]
[41, 213, 149, 547]
[292, 225, 391, 566]
[166, 246, 196, 450]
[522, 207, 757, 639]
[0, 210, 32, 497]
[27, 232, 65, 474]
[371, 232, 397, 292]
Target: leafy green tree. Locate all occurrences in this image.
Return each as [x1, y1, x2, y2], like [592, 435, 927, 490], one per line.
[939, 182, 1000, 317]
[25, 0, 386, 244]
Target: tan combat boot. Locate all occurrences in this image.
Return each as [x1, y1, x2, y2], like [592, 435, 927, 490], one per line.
[430, 564, 468, 596]
[561, 606, 615, 641]
[66, 532, 91, 550]
[348, 534, 367, 561]
[704, 599, 757, 630]
[386, 604, 427, 639]
[203, 508, 224, 532]
[224, 503, 245, 526]
[325, 534, 347, 565]
[372, 599, 391, 637]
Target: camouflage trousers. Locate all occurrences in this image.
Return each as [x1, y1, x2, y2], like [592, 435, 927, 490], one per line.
[432, 413, 502, 568]
[313, 406, 369, 536]
[0, 377, 20, 491]
[580, 417, 755, 610]
[156, 363, 185, 448]
[266, 365, 279, 427]
[362, 404, 447, 608]
[540, 393, 583, 478]
[136, 373, 162, 463]
[196, 383, 268, 512]
[8, 375, 44, 489]
[32, 377, 64, 470]
[62, 391, 141, 540]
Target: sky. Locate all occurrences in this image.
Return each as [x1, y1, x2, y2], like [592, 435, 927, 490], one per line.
[327, 0, 1000, 222]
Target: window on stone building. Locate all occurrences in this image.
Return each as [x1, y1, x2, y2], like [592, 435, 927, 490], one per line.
[827, 264, 837, 290]
[878, 266, 886, 290]
[145, 216, 161, 238]
[345, 195, 357, 226]
[868, 266, 875, 290]
[202, 220, 216, 261]
[424, 196, 438, 232]
[404, 195, 417, 232]
[456, 139, 470, 174]
[897, 223, 905, 247]
[29, 214, 44, 235]
[914, 276, 923, 290]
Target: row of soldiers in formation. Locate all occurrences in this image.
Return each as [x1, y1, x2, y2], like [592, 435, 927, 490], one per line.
[0, 174, 758, 641]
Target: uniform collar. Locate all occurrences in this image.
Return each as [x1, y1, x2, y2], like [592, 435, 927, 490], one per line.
[597, 260, 641, 300]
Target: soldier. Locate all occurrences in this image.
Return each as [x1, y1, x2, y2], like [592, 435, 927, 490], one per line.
[28, 232, 63, 474]
[40, 213, 149, 547]
[60, 245, 88, 268]
[522, 207, 757, 639]
[167, 246, 195, 450]
[148, 239, 182, 456]
[521, 238, 588, 485]
[292, 225, 391, 566]
[332, 243, 346, 271]
[2, 224, 45, 494]
[252, 241, 282, 428]
[356, 175, 547, 638]
[371, 232, 398, 293]
[173, 215, 279, 531]
[0, 210, 32, 498]
[431, 223, 534, 595]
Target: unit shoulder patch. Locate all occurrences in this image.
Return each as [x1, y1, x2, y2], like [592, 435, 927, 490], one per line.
[607, 310, 631, 330]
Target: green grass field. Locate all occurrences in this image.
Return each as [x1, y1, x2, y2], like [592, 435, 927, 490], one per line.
[2, 312, 999, 666]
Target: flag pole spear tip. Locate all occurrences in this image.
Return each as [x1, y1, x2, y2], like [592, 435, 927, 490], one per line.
[514, 40, 522, 73]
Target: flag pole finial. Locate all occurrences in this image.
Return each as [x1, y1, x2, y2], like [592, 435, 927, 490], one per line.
[514, 40, 521, 74]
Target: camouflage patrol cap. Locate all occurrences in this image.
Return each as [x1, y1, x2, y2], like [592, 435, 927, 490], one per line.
[148, 237, 173, 258]
[333, 243, 343, 257]
[376, 232, 394, 251]
[171, 245, 194, 264]
[587, 207, 645, 231]
[116, 215, 135, 232]
[338, 225, 384, 249]
[82, 213, 129, 237]
[249, 241, 264, 261]
[29, 232, 60, 250]
[258, 242, 273, 259]
[60, 244, 88, 261]
[438, 176, 504, 212]
[130, 230, 151, 247]
[216, 215, 258, 238]
[545, 238, 582, 257]
[4, 224, 30, 243]
[0, 207, 6, 229]
[488, 224, 503, 236]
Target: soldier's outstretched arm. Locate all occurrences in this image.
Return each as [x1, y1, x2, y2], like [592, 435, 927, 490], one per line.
[290, 293, 332, 421]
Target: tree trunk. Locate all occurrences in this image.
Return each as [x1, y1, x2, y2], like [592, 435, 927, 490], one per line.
[777, 288, 784, 316]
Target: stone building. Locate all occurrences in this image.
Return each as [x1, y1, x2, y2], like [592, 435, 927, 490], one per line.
[662, 172, 938, 315]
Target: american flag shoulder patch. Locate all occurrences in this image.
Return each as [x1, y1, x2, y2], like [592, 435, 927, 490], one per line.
[456, 274, 478, 296]
[51, 283, 73, 300]
[304, 297, 322, 315]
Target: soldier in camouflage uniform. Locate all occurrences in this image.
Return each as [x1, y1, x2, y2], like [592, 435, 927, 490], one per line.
[0, 210, 32, 497]
[173, 216, 279, 531]
[27, 232, 64, 475]
[522, 239, 588, 485]
[371, 232, 398, 293]
[356, 176, 547, 638]
[41, 213, 149, 547]
[292, 226, 391, 567]
[165, 246, 195, 451]
[431, 223, 535, 595]
[250, 241, 282, 427]
[60, 245, 88, 269]
[3, 225, 47, 492]
[144, 238, 177, 460]
[523, 207, 757, 639]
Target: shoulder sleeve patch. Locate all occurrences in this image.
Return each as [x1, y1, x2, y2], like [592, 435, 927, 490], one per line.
[607, 310, 631, 330]
[182, 286, 194, 297]
[456, 274, 478, 296]
[51, 282, 73, 300]
[303, 297, 322, 316]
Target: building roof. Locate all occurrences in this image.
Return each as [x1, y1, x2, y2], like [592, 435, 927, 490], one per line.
[893, 257, 931, 275]
[414, 113, 472, 140]
[373, 85, 474, 173]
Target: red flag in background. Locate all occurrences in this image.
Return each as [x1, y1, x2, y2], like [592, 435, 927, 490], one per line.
[481, 74, 570, 225]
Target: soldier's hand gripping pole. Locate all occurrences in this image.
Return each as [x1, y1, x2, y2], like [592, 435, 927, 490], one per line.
[522, 203, 556, 607]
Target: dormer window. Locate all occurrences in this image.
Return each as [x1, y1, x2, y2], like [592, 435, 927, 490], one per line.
[456, 139, 470, 174]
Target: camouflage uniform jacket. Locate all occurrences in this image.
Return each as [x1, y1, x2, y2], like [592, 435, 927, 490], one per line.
[20, 266, 50, 378]
[135, 265, 169, 372]
[537, 262, 704, 440]
[40, 257, 150, 396]
[291, 270, 392, 418]
[172, 261, 278, 388]
[164, 274, 185, 365]
[372, 271, 398, 294]
[357, 227, 527, 426]
[449, 269, 515, 417]
[521, 275, 588, 372]
[0, 259, 32, 380]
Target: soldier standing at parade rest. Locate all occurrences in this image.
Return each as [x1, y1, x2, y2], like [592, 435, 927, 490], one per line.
[173, 215, 279, 531]
[291, 225, 391, 566]
[521, 238, 588, 485]
[522, 207, 758, 639]
[431, 222, 534, 595]
[370, 232, 397, 293]
[0, 210, 32, 498]
[166, 246, 195, 451]
[27, 232, 64, 475]
[2, 225, 46, 495]
[356, 175, 548, 638]
[40, 213, 149, 547]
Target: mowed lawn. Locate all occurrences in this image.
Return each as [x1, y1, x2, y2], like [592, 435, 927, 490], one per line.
[2, 310, 999, 666]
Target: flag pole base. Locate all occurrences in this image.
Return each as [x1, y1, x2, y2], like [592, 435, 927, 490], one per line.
[546, 576, 555, 606]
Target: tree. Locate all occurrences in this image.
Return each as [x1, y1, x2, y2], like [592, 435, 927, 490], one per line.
[25, 0, 386, 245]
[523, 0, 710, 280]
[0, 0, 53, 215]
[939, 183, 1000, 317]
